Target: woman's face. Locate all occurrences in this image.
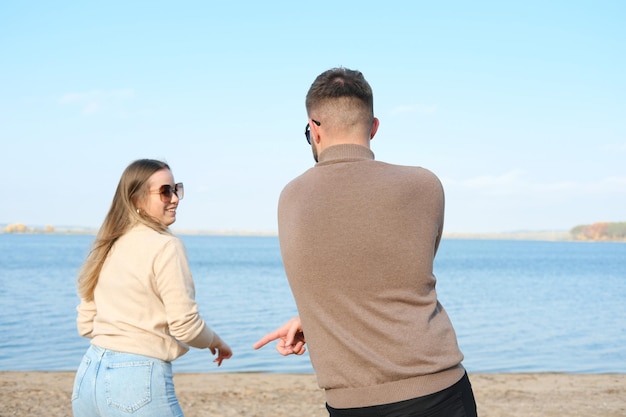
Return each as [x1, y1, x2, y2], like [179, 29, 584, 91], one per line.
[141, 169, 180, 226]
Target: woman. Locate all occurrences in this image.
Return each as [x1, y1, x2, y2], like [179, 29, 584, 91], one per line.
[72, 159, 232, 417]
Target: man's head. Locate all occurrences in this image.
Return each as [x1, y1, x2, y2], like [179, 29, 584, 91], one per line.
[305, 68, 379, 160]
[306, 67, 374, 123]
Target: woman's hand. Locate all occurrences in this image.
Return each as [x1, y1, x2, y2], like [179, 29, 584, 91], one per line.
[209, 334, 233, 366]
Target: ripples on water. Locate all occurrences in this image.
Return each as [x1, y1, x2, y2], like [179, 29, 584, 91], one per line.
[436, 239, 626, 373]
[0, 234, 624, 374]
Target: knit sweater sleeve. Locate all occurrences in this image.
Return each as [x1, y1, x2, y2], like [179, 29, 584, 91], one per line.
[153, 238, 215, 349]
[76, 298, 96, 338]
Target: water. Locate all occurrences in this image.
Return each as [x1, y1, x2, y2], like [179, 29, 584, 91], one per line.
[0, 234, 624, 374]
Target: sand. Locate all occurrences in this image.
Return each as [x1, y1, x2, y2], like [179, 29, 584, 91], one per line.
[1, 371, 624, 416]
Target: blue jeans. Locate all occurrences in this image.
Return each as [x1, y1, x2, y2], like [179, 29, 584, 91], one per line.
[72, 345, 184, 417]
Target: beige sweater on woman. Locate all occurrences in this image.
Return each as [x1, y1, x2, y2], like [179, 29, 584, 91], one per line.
[278, 144, 466, 408]
[77, 224, 215, 361]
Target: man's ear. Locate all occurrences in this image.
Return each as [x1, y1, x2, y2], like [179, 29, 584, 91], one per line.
[310, 118, 322, 143]
[370, 117, 380, 140]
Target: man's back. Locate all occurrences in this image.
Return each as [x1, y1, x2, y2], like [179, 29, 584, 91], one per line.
[278, 144, 465, 409]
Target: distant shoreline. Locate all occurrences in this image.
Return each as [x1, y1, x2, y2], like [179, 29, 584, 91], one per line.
[442, 230, 571, 241]
[2, 225, 625, 242]
[0, 227, 278, 237]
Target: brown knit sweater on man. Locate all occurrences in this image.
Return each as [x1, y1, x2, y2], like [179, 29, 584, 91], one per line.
[278, 144, 466, 409]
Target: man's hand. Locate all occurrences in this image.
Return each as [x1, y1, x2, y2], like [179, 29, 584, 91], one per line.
[253, 316, 306, 356]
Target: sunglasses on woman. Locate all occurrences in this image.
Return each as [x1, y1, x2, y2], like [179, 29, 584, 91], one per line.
[152, 183, 184, 202]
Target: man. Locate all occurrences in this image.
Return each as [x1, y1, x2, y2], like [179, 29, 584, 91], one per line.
[254, 67, 477, 417]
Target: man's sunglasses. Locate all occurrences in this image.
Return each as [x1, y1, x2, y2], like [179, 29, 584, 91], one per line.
[304, 119, 321, 144]
[152, 183, 184, 202]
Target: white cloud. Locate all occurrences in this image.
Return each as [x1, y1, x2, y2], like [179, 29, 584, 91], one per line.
[58, 89, 135, 115]
[460, 170, 525, 188]
[389, 104, 439, 116]
[440, 171, 626, 232]
[443, 171, 626, 197]
[600, 143, 626, 153]
[443, 170, 526, 196]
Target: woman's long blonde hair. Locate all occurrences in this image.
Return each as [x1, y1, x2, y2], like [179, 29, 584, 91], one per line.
[77, 159, 172, 301]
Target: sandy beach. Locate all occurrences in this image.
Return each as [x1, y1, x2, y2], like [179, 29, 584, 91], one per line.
[1, 371, 624, 416]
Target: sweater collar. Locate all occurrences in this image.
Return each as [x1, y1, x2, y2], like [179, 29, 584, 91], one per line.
[316, 144, 375, 165]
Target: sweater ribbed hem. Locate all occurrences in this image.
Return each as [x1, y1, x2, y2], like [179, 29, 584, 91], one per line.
[324, 365, 466, 409]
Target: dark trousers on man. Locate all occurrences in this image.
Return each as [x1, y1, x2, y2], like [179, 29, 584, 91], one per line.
[326, 372, 477, 417]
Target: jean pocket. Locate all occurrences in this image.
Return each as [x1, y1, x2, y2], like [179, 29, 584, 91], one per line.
[105, 360, 153, 413]
[72, 356, 92, 401]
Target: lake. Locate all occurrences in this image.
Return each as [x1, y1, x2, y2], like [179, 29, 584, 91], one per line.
[0, 234, 624, 374]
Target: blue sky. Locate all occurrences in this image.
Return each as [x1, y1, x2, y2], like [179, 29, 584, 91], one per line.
[1, 1, 624, 233]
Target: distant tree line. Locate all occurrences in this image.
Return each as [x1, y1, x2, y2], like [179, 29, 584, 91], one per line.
[2, 223, 55, 233]
[570, 222, 626, 241]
